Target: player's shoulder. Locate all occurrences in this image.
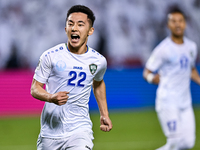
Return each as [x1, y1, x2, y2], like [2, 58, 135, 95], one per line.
[41, 43, 66, 58]
[87, 47, 107, 69]
[88, 47, 107, 62]
[152, 37, 171, 54]
[184, 37, 197, 48]
[156, 37, 171, 49]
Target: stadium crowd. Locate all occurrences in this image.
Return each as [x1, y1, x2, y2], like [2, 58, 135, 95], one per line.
[0, 0, 200, 69]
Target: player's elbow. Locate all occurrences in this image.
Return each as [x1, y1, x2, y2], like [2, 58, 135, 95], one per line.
[30, 85, 38, 99]
[30, 86, 35, 98]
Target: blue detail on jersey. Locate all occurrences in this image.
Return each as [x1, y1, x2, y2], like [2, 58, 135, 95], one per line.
[180, 55, 188, 69]
[78, 72, 86, 87]
[59, 46, 63, 50]
[55, 49, 58, 52]
[85, 45, 88, 53]
[45, 54, 47, 57]
[48, 52, 50, 54]
[51, 51, 54, 53]
[73, 66, 83, 70]
[56, 60, 66, 72]
[92, 49, 95, 53]
[67, 71, 86, 87]
[167, 121, 176, 132]
[66, 46, 70, 52]
[68, 71, 77, 86]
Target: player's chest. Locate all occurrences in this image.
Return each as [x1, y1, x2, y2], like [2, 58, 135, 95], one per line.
[51, 54, 99, 81]
[166, 47, 194, 69]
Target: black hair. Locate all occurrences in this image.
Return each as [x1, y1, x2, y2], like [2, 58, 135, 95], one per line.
[167, 5, 187, 20]
[66, 5, 95, 27]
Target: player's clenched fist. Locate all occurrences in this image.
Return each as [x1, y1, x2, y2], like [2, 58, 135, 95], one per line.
[48, 91, 69, 105]
[100, 116, 112, 132]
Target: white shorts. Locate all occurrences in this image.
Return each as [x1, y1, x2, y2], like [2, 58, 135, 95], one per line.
[37, 130, 94, 150]
[156, 106, 195, 143]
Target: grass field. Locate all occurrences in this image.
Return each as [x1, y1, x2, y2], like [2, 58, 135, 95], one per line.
[0, 107, 199, 150]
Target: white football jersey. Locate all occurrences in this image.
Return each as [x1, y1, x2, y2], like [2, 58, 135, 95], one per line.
[146, 37, 197, 110]
[34, 43, 107, 138]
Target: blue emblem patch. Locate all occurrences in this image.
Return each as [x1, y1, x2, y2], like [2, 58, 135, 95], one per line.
[56, 60, 66, 71]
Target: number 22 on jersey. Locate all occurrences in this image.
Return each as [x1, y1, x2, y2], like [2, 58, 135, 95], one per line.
[67, 71, 86, 87]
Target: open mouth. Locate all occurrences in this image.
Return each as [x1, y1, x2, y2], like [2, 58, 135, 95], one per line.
[175, 27, 182, 33]
[71, 34, 80, 42]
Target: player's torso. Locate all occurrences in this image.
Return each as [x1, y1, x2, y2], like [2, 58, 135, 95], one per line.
[156, 38, 196, 107]
[159, 39, 195, 87]
[47, 44, 101, 103]
[38, 44, 106, 137]
[163, 44, 193, 73]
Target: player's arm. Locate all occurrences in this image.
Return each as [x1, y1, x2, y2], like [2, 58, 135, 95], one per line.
[143, 68, 160, 84]
[93, 79, 112, 132]
[31, 79, 69, 105]
[191, 67, 200, 85]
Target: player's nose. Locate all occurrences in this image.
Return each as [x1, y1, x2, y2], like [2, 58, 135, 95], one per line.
[72, 24, 78, 31]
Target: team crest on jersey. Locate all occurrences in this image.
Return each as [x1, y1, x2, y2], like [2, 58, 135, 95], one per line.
[89, 64, 97, 75]
[56, 60, 66, 72]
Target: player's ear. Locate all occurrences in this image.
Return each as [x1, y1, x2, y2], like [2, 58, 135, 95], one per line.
[167, 15, 171, 30]
[65, 27, 67, 34]
[167, 23, 170, 29]
[184, 22, 187, 29]
[88, 27, 94, 36]
[167, 21, 171, 30]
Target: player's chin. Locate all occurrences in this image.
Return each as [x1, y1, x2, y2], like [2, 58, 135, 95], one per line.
[173, 33, 184, 38]
[69, 42, 81, 49]
[173, 31, 184, 37]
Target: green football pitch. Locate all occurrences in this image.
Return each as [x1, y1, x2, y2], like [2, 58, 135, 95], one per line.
[0, 107, 199, 150]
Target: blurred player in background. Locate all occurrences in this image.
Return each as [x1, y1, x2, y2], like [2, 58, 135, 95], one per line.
[143, 7, 200, 150]
[31, 5, 112, 150]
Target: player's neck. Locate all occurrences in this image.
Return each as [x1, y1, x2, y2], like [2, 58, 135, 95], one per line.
[66, 43, 88, 54]
[171, 35, 184, 44]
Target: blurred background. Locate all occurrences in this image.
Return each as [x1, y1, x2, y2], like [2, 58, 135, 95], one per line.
[1, 0, 200, 69]
[0, 0, 200, 149]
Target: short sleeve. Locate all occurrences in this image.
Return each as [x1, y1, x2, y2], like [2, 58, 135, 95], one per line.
[146, 46, 166, 72]
[33, 52, 52, 84]
[94, 57, 107, 81]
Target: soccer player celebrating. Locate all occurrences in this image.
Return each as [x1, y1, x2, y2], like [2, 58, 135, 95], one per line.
[31, 5, 112, 150]
[143, 7, 200, 150]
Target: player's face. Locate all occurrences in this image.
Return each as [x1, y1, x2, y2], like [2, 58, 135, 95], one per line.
[65, 12, 94, 50]
[168, 13, 186, 38]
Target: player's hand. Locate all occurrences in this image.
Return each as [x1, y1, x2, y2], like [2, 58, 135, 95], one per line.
[153, 74, 160, 84]
[100, 116, 112, 132]
[48, 91, 69, 105]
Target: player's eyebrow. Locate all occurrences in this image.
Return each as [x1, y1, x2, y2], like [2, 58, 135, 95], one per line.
[78, 20, 85, 24]
[68, 20, 85, 24]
